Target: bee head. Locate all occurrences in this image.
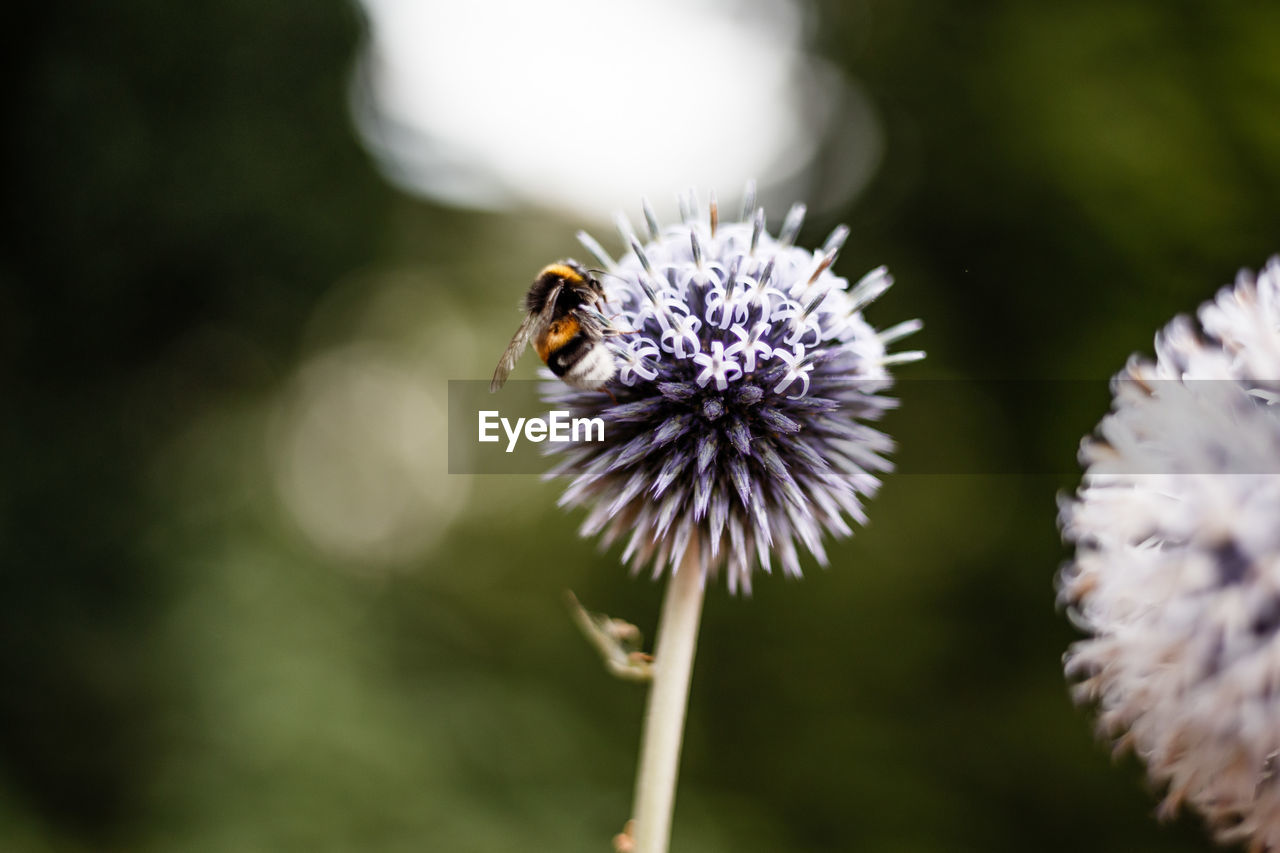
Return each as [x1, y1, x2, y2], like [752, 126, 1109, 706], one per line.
[527, 260, 595, 313]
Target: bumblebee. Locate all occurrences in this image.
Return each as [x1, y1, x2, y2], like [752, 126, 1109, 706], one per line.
[490, 259, 618, 392]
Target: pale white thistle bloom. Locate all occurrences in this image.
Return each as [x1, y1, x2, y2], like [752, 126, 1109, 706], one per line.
[1060, 258, 1280, 849]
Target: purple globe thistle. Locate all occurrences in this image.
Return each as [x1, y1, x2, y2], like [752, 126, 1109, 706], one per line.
[1059, 258, 1280, 849]
[543, 188, 923, 594]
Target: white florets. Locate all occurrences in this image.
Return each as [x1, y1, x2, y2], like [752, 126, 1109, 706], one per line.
[1060, 258, 1280, 848]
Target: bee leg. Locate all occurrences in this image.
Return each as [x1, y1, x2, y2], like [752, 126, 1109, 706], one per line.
[565, 591, 653, 683]
[603, 313, 639, 335]
[600, 309, 640, 336]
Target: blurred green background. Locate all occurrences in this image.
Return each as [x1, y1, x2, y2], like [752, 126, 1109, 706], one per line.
[5, 2, 1279, 851]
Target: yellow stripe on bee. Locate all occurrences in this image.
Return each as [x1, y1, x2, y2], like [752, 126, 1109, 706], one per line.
[535, 316, 580, 363]
[540, 263, 585, 284]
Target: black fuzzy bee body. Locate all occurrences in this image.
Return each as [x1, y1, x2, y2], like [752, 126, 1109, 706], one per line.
[490, 259, 617, 392]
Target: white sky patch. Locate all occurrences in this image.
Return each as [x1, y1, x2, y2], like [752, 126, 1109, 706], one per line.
[352, 0, 873, 216]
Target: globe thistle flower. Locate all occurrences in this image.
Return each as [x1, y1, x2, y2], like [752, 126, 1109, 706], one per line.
[544, 187, 924, 594]
[1059, 258, 1280, 849]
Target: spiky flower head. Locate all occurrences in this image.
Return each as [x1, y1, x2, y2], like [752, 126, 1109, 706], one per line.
[1059, 258, 1280, 848]
[544, 186, 923, 594]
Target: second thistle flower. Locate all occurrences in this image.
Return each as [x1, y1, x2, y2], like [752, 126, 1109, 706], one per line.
[1060, 258, 1280, 849]
[544, 190, 924, 593]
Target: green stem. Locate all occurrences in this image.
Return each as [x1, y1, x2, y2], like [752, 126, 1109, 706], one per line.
[629, 539, 706, 853]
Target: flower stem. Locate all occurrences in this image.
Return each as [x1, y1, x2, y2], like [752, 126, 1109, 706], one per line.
[629, 540, 706, 853]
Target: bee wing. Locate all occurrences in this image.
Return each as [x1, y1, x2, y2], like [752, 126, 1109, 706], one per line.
[490, 283, 562, 392]
[490, 313, 538, 392]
